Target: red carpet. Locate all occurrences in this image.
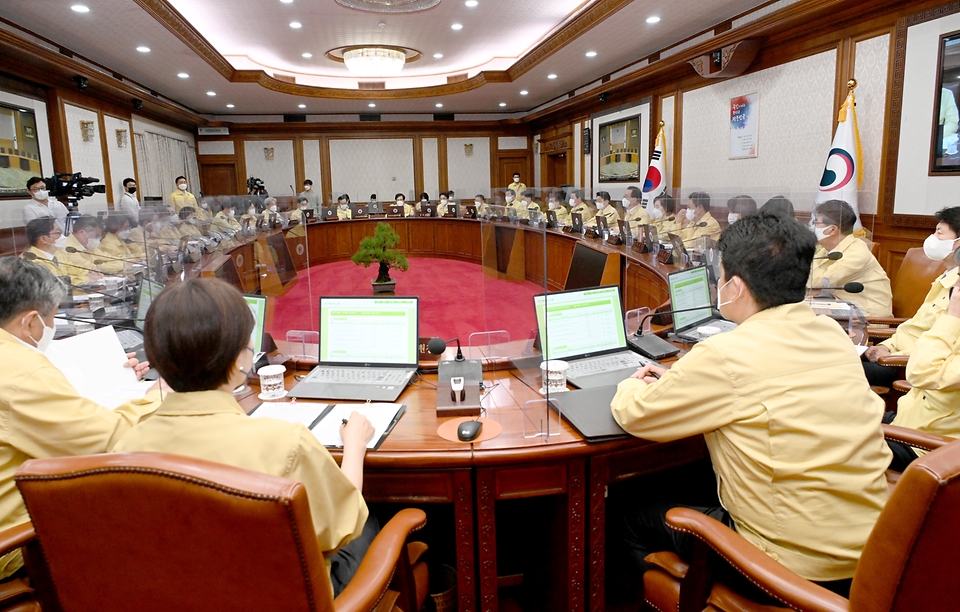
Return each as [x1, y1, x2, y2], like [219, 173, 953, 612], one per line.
[269, 258, 542, 345]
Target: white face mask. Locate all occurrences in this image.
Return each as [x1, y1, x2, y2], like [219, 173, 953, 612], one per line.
[186, 218, 196, 225]
[227, 210, 235, 218]
[717, 277, 742, 313]
[569, 197, 577, 207]
[25, 314, 56, 352]
[440, 198, 447, 204]
[52, 235, 67, 249]
[118, 229, 131, 240]
[340, 203, 349, 209]
[177, 183, 187, 191]
[396, 200, 404, 205]
[505, 194, 514, 203]
[33, 189, 49, 201]
[269, 205, 278, 213]
[548, 201, 557, 210]
[86, 237, 101, 250]
[685, 208, 696, 221]
[304, 185, 311, 191]
[923, 233, 958, 261]
[814, 226, 831, 242]
[727, 213, 740, 225]
[474, 200, 482, 206]
[622, 197, 631, 208]
[300, 204, 307, 210]
[247, 208, 256, 216]
[650, 208, 663, 220]
[201, 202, 209, 210]
[170, 217, 181, 226]
[595, 200, 604, 209]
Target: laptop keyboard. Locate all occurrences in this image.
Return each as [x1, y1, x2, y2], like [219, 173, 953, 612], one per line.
[116, 329, 143, 350]
[306, 367, 410, 386]
[567, 353, 657, 379]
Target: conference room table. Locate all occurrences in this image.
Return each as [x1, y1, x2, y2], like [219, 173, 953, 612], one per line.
[235, 342, 707, 612]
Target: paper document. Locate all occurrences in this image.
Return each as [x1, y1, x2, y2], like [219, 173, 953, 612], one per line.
[311, 403, 404, 449]
[855, 344, 869, 356]
[44, 326, 141, 409]
[250, 402, 328, 428]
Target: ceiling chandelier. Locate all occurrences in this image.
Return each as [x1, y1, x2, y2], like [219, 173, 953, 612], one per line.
[334, 0, 441, 13]
[342, 47, 407, 76]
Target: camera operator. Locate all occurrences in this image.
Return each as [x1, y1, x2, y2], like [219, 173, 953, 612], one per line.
[22, 177, 69, 232]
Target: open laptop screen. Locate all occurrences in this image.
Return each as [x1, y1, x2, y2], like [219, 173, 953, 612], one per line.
[135, 279, 164, 331]
[244, 294, 268, 356]
[319, 296, 419, 366]
[668, 266, 714, 332]
[533, 285, 626, 360]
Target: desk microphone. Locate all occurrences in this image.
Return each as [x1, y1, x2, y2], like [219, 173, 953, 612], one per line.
[627, 306, 721, 359]
[807, 281, 865, 295]
[427, 337, 464, 362]
[60, 281, 128, 303]
[681, 223, 710, 243]
[813, 252, 843, 261]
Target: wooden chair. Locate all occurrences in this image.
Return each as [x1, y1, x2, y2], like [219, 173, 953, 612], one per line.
[641, 430, 960, 612]
[867, 247, 950, 341]
[7, 452, 429, 612]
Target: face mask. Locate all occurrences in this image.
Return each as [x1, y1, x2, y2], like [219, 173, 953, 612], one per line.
[650, 208, 663, 220]
[396, 200, 404, 205]
[54, 235, 68, 249]
[186, 218, 196, 225]
[717, 278, 742, 312]
[923, 233, 958, 261]
[127, 186, 137, 194]
[440, 198, 447, 204]
[304, 185, 311, 191]
[201, 203, 209, 210]
[475, 200, 482, 206]
[33, 189, 49, 201]
[177, 184, 187, 191]
[622, 197, 631, 208]
[548, 201, 557, 210]
[247, 208, 255, 216]
[685, 209, 696, 221]
[170, 217, 181, 226]
[340, 203, 348, 209]
[269, 205, 278, 213]
[227, 210, 235, 218]
[727, 213, 740, 225]
[86, 237, 101, 250]
[569, 198, 576, 207]
[25, 314, 56, 353]
[118, 229, 131, 240]
[299, 205, 307, 210]
[505, 194, 514, 203]
[595, 201, 604, 209]
[814, 226, 831, 242]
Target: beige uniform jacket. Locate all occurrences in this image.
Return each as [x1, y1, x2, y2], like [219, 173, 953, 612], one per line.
[195, 206, 213, 222]
[0, 328, 160, 578]
[507, 200, 529, 219]
[653, 214, 682, 236]
[112, 391, 368, 574]
[611, 302, 890, 581]
[55, 234, 98, 285]
[337, 207, 353, 220]
[810, 235, 893, 317]
[92, 232, 136, 275]
[507, 182, 527, 196]
[894, 314, 960, 442]
[881, 267, 959, 355]
[169, 190, 198, 212]
[679, 211, 722, 243]
[587, 204, 620, 228]
[624, 204, 651, 228]
[569, 202, 597, 224]
[159, 224, 182, 245]
[550, 206, 572, 225]
[213, 212, 242, 234]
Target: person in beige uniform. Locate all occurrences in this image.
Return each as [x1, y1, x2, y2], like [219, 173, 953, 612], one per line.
[503, 189, 528, 219]
[810, 200, 892, 317]
[612, 213, 890, 594]
[21, 218, 72, 282]
[92, 214, 140, 275]
[58, 215, 104, 284]
[212, 202, 242, 234]
[0, 258, 160, 579]
[650, 194, 681, 235]
[679, 191, 722, 243]
[113, 278, 374, 597]
[169, 175, 198, 212]
[568, 189, 596, 224]
[338, 196, 355, 220]
[546, 193, 571, 226]
[586, 191, 620, 228]
[622, 186, 650, 230]
[158, 207, 184, 244]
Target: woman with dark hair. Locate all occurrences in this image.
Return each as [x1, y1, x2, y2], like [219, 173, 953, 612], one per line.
[759, 195, 796, 220]
[651, 194, 681, 235]
[726, 195, 758, 225]
[113, 278, 375, 596]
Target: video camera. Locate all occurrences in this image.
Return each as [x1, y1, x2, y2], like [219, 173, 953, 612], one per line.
[246, 176, 266, 194]
[44, 172, 106, 206]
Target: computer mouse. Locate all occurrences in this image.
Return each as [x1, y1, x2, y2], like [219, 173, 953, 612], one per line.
[457, 420, 483, 442]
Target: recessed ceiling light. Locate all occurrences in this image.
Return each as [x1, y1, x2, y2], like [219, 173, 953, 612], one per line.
[585, 51, 597, 58]
[71, 5, 90, 13]
[465, 0, 478, 6]
[281, 0, 293, 3]
[206, 91, 216, 96]
[499, 102, 506, 107]
[368, 103, 376, 108]
[433, 53, 443, 59]
[302, 52, 313, 58]
[547, 74, 558, 79]
[226, 104, 235, 108]
[436, 103, 444, 108]
[136, 46, 151, 53]
[520, 90, 528, 95]
[177, 72, 189, 78]
[646, 15, 660, 24]
[298, 104, 306, 108]
[451, 23, 463, 30]
[290, 21, 302, 29]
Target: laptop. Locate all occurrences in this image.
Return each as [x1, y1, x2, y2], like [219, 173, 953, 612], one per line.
[387, 205, 404, 217]
[491, 204, 507, 220]
[595, 214, 609, 232]
[667, 266, 737, 343]
[289, 296, 419, 401]
[464, 204, 478, 219]
[444, 202, 460, 217]
[418, 204, 437, 217]
[533, 285, 658, 389]
[369, 202, 384, 214]
[323, 208, 338, 221]
[244, 293, 268, 363]
[352, 204, 369, 219]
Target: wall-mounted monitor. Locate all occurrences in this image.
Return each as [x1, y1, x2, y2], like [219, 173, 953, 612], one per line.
[0, 103, 42, 195]
[932, 30, 960, 173]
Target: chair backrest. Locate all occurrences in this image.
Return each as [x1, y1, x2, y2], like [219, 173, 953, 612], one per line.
[15, 452, 333, 612]
[890, 247, 949, 318]
[850, 440, 960, 612]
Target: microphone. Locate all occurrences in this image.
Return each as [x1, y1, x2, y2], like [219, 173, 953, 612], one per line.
[60, 280, 128, 303]
[627, 305, 721, 359]
[428, 337, 464, 362]
[88, 250, 144, 265]
[808, 282, 864, 294]
[813, 252, 843, 261]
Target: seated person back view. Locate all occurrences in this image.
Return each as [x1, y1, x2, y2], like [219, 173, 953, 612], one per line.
[611, 213, 890, 595]
[810, 199, 892, 317]
[112, 278, 377, 597]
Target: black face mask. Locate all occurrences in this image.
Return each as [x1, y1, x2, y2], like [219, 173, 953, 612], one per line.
[127, 186, 137, 194]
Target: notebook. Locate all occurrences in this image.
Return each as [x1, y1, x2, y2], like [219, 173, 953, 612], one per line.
[547, 386, 629, 442]
[533, 285, 658, 389]
[667, 266, 737, 343]
[289, 296, 419, 401]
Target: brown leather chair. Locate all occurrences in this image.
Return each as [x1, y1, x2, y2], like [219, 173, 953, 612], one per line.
[642, 435, 960, 612]
[7, 452, 428, 612]
[867, 247, 949, 341]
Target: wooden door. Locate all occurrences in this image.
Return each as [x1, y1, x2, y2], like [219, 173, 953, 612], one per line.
[498, 156, 528, 190]
[545, 153, 568, 189]
[199, 162, 239, 196]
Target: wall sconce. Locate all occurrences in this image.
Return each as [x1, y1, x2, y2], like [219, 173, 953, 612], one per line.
[79, 120, 95, 142]
[464, 143, 473, 157]
[264, 147, 274, 161]
[115, 128, 128, 148]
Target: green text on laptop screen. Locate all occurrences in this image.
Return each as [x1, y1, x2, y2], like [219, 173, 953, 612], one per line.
[319, 297, 418, 365]
[534, 286, 626, 360]
[668, 267, 714, 331]
[244, 294, 268, 355]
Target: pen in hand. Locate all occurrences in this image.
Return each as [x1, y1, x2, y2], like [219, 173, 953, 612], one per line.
[341, 418, 348, 426]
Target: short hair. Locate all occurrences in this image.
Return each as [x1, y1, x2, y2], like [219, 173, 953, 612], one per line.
[626, 186, 642, 200]
[569, 189, 584, 201]
[139, 207, 159, 226]
[420, 192, 430, 201]
[394, 193, 405, 201]
[815, 200, 857, 234]
[689, 191, 711, 212]
[26, 177, 44, 190]
[759, 196, 795, 219]
[654, 193, 676, 214]
[303, 179, 313, 186]
[175, 176, 187, 183]
[0, 258, 67, 325]
[727, 195, 757, 216]
[505, 189, 516, 197]
[122, 177, 135, 187]
[264, 197, 277, 208]
[935, 206, 960, 236]
[596, 191, 611, 204]
[104, 214, 130, 234]
[297, 197, 308, 205]
[522, 190, 536, 199]
[220, 201, 236, 212]
[26, 217, 57, 246]
[369, 194, 376, 200]
[513, 172, 521, 178]
[179, 206, 196, 220]
[73, 215, 100, 235]
[475, 194, 486, 202]
[718, 212, 816, 311]
[144, 278, 255, 393]
[338, 194, 351, 203]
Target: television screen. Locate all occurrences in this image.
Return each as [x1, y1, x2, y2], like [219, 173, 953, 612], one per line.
[0, 103, 42, 195]
[932, 31, 960, 172]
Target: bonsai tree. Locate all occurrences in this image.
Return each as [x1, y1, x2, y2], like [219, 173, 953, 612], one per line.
[351, 222, 409, 283]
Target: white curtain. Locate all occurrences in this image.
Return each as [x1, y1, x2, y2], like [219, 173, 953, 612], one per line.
[135, 132, 200, 204]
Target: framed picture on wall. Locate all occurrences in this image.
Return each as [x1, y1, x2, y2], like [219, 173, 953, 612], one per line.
[930, 30, 960, 173]
[0, 102, 43, 196]
[729, 93, 759, 159]
[598, 115, 641, 182]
